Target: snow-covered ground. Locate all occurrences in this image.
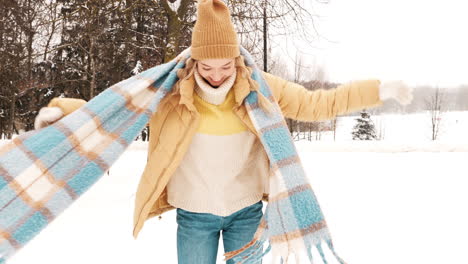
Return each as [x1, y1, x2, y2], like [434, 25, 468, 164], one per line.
[3, 112, 468, 264]
[298, 111, 468, 143]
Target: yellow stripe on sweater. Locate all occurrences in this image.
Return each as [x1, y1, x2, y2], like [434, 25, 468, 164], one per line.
[194, 90, 247, 135]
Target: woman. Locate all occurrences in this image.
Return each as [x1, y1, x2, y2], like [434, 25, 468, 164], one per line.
[34, 0, 412, 263]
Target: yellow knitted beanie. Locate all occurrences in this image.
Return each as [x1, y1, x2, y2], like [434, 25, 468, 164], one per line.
[191, 0, 240, 60]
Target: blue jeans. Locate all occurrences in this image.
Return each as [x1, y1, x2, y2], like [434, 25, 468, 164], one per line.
[176, 200, 263, 264]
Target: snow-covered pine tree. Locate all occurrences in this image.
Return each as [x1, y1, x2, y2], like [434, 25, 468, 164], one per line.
[352, 110, 377, 140]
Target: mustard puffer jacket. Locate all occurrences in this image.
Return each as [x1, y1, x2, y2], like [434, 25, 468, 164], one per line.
[48, 71, 382, 238]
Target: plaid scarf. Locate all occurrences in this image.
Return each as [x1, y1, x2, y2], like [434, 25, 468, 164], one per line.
[0, 47, 344, 264]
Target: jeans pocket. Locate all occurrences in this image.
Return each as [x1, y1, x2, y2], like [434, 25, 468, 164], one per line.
[236, 201, 263, 220]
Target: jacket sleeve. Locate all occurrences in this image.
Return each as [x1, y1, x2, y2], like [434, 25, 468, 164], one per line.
[262, 72, 383, 122]
[47, 97, 87, 116]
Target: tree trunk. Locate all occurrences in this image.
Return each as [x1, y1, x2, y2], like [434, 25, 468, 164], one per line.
[25, 0, 35, 82]
[0, 2, 4, 51]
[161, 0, 191, 62]
[333, 118, 337, 141]
[43, 2, 58, 61]
[89, 37, 97, 99]
[8, 93, 16, 139]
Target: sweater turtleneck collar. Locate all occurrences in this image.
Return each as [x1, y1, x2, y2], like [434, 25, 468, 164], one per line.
[193, 67, 237, 105]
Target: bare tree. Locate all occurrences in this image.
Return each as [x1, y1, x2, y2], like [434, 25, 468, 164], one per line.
[286, 52, 306, 136]
[0, 0, 36, 138]
[0, 0, 326, 138]
[331, 117, 338, 141]
[426, 87, 445, 140]
[268, 53, 291, 79]
[315, 122, 321, 140]
[274, 51, 331, 140]
[228, 0, 324, 65]
[375, 116, 385, 140]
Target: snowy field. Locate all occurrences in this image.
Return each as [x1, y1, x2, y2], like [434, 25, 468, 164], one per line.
[297, 111, 468, 144]
[3, 111, 468, 264]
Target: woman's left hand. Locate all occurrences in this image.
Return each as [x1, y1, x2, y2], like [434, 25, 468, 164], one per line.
[379, 80, 414, 105]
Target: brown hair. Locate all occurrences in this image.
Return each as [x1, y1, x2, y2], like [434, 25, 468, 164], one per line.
[173, 56, 272, 112]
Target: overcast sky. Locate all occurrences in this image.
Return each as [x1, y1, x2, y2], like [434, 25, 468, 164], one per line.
[276, 0, 468, 87]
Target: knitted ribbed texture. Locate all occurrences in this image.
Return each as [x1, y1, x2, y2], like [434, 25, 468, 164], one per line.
[167, 67, 268, 217]
[167, 70, 270, 216]
[193, 67, 237, 105]
[191, 0, 240, 60]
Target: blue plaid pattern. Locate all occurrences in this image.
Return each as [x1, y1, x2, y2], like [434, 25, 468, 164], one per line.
[223, 47, 345, 264]
[0, 59, 184, 263]
[0, 47, 344, 264]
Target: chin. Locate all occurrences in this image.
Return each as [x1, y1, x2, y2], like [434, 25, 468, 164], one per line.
[209, 81, 223, 87]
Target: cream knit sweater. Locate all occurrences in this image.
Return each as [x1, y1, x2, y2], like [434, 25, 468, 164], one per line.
[166, 69, 269, 216]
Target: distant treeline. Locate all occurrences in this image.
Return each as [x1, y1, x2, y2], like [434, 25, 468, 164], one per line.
[374, 85, 468, 113]
[299, 80, 468, 114]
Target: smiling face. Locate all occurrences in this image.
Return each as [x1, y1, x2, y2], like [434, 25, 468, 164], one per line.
[197, 58, 236, 88]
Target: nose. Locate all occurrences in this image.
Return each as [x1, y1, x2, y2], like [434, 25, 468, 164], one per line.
[212, 70, 222, 81]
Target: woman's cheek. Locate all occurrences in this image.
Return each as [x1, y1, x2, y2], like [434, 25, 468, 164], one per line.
[225, 69, 234, 77]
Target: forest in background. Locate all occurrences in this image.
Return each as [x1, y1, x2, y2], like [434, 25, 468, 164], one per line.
[0, 0, 466, 139]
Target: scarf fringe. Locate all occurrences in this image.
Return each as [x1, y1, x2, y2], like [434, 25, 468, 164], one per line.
[224, 239, 271, 264]
[224, 237, 346, 264]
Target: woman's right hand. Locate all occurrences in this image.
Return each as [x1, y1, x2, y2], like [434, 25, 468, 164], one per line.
[34, 107, 64, 130]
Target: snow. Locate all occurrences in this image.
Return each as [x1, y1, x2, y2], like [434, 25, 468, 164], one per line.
[297, 111, 468, 143]
[45, 88, 53, 97]
[3, 112, 468, 264]
[168, 0, 182, 13]
[131, 60, 143, 75]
